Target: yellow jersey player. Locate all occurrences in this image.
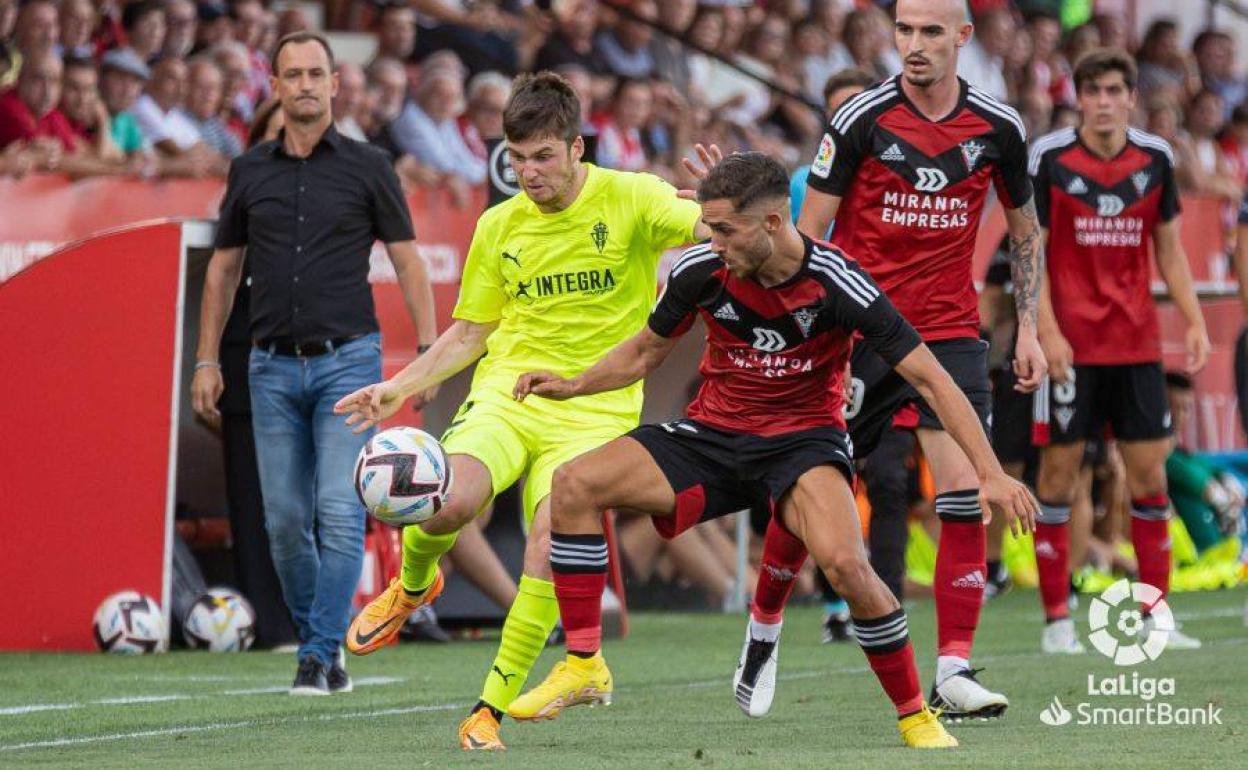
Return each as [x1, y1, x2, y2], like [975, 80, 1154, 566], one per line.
[333, 71, 708, 750]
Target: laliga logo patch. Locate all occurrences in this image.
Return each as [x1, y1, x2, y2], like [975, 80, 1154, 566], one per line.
[811, 133, 835, 179]
[1088, 579, 1172, 666]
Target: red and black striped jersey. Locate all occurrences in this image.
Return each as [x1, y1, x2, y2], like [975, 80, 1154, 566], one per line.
[1029, 127, 1180, 365]
[806, 76, 1031, 342]
[648, 236, 922, 438]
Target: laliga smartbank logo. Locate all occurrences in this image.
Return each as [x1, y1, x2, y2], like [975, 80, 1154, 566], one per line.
[1039, 580, 1222, 728]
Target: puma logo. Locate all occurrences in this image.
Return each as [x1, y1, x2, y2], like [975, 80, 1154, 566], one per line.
[493, 665, 516, 685]
[502, 250, 522, 267]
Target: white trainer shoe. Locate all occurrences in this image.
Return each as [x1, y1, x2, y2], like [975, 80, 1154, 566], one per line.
[929, 667, 1009, 721]
[1041, 618, 1087, 655]
[732, 625, 778, 718]
[1141, 615, 1202, 650]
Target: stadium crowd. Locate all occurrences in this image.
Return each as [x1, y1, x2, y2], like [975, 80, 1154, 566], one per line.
[1, 0, 1246, 202]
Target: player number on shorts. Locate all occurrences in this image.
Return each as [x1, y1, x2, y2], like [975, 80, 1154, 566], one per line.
[1053, 372, 1077, 405]
[843, 377, 865, 419]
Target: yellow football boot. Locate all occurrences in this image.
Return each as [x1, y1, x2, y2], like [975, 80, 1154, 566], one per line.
[507, 652, 613, 721]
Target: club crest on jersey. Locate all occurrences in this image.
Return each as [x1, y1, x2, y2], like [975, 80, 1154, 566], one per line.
[591, 221, 608, 253]
[811, 133, 835, 178]
[1066, 176, 1088, 195]
[792, 307, 817, 338]
[1131, 171, 1151, 197]
[959, 140, 985, 172]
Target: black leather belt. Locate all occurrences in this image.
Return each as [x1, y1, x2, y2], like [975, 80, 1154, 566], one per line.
[255, 334, 365, 357]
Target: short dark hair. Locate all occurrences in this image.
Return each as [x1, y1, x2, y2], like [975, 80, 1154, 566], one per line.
[696, 152, 790, 211]
[1165, 371, 1193, 390]
[822, 68, 876, 106]
[122, 0, 162, 31]
[62, 54, 96, 74]
[1073, 48, 1138, 93]
[503, 71, 580, 144]
[270, 31, 336, 74]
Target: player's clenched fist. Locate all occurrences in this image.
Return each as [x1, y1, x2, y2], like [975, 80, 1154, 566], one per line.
[334, 380, 405, 433]
[513, 371, 580, 402]
[978, 472, 1038, 537]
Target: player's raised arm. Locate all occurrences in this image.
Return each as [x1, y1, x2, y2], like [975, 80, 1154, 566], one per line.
[514, 327, 678, 401]
[893, 345, 1037, 535]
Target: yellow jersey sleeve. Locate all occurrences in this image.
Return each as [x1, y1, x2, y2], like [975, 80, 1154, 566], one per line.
[632, 172, 702, 252]
[452, 212, 506, 323]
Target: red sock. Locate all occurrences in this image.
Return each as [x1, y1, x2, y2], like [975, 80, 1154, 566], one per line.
[933, 491, 986, 659]
[854, 609, 924, 717]
[550, 533, 608, 655]
[1130, 496, 1171, 611]
[752, 517, 808, 624]
[1035, 500, 1072, 621]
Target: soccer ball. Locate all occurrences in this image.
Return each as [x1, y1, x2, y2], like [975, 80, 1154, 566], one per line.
[93, 591, 168, 654]
[183, 587, 257, 652]
[354, 426, 452, 526]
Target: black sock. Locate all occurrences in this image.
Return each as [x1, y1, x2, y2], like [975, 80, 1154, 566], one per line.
[568, 649, 596, 659]
[403, 585, 427, 599]
[987, 559, 1002, 580]
[473, 700, 504, 721]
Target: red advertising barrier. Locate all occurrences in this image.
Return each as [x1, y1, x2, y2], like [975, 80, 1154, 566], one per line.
[0, 222, 186, 649]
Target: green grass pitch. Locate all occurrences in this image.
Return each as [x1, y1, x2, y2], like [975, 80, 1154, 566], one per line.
[2, 587, 1245, 768]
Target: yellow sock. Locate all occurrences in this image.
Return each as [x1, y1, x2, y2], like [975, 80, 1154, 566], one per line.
[480, 575, 560, 711]
[400, 525, 458, 593]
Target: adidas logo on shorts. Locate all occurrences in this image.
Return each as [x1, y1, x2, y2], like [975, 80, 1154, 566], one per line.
[713, 302, 740, 321]
[880, 143, 906, 162]
[952, 570, 986, 589]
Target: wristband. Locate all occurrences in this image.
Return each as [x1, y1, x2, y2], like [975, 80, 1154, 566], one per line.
[195, 360, 222, 370]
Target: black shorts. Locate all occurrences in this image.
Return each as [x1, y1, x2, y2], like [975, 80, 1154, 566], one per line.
[1035, 363, 1172, 445]
[845, 337, 992, 457]
[627, 419, 855, 540]
[991, 367, 1037, 466]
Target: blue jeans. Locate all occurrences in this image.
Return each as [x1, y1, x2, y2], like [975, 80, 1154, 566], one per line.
[248, 333, 381, 666]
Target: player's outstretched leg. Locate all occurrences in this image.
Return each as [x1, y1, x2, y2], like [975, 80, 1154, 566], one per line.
[347, 454, 493, 655]
[460, 503, 561, 750]
[509, 438, 676, 722]
[1035, 442, 1088, 655]
[919, 430, 1008, 722]
[733, 515, 805, 717]
[1119, 440, 1201, 650]
[783, 465, 956, 748]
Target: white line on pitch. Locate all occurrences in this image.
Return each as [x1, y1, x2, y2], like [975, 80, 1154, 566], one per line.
[0, 676, 404, 717]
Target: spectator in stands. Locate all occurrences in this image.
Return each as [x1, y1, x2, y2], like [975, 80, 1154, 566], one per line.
[0, 51, 76, 161]
[0, 0, 15, 46]
[375, 2, 418, 63]
[1185, 88, 1242, 203]
[410, 0, 529, 75]
[1193, 29, 1248, 121]
[795, 16, 848, 107]
[99, 47, 150, 155]
[685, 6, 724, 108]
[0, 40, 14, 89]
[1219, 105, 1248, 186]
[390, 65, 485, 191]
[230, 0, 271, 105]
[1136, 19, 1198, 103]
[593, 76, 651, 171]
[597, 0, 655, 79]
[365, 56, 408, 146]
[14, 0, 58, 67]
[276, 6, 310, 40]
[0, 140, 34, 177]
[185, 59, 243, 159]
[163, 0, 198, 60]
[60, 54, 124, 166]
[332, 61, 367, 141]
[460, 70, 509, 160]
[649, 0, 696, 99]
[1026, 10, 1074, 107]
[1064, 23, 1101, 75]
[215, 41, 255, 132]
[196, 1, 233, 53]
[58, 0, 96, 60]
[959, 6, 1014, 102]
[122, 0, 166, 64]
[535, 0, 608, 77]
[842, 6, 896, 81]
[133, 56, 227, 176]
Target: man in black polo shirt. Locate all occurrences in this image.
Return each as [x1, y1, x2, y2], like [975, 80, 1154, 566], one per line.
[191, 31, 437, 695]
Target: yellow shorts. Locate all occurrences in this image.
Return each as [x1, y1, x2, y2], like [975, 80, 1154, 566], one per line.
[440, 388, 634, 524]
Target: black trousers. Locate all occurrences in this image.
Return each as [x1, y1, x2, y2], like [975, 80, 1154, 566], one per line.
[221, 343, 297, 649]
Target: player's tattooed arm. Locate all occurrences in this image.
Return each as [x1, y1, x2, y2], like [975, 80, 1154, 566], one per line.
[1004, 198, 1042, 331]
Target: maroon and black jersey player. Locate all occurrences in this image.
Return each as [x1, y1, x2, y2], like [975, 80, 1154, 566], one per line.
[508, 152, 1036, 748]
[1027, 49, 1210, 653]
[749, 0, 1045, 721]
